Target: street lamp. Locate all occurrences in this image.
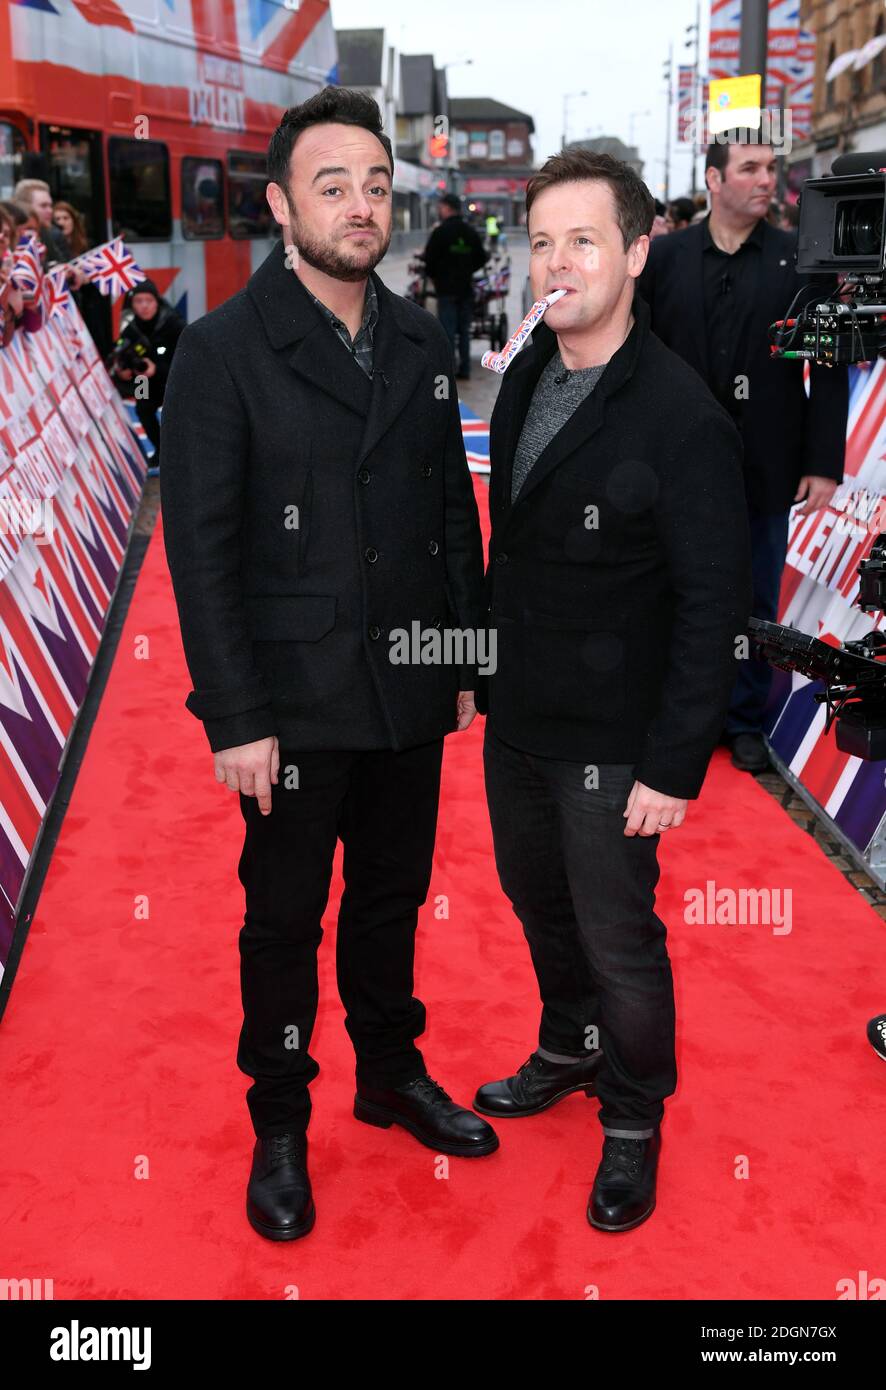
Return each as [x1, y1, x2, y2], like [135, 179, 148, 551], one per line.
[438, 58, 474, 189]
[628, 108, 651, 148]
[662, 44, 673, 202]
[562, 90, 589, 150]
[685, 0, 702, 194]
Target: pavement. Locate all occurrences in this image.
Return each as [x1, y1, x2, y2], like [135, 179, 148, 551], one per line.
[374, 235, 531, 424]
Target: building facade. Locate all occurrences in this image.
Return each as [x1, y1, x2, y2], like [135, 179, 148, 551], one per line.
[793, 0, 886, 180]
[448, 98, 535, 227]
[394, 53, 453, 230]
[564, 134, 644, 179]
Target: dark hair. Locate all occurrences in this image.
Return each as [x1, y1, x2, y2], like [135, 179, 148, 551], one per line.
[0, 199, 30, 228]
[128, 278, 160, 300]
[267, 85, 394, 189]
[525, 149, 654, 250]
[705, 128, 773, 178]
[439, 192, 461, 212]
[668, 196, 696, 224]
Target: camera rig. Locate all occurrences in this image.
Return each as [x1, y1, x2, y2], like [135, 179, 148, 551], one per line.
[769, 276, 886, 366]
[750, 531, 886, 759]
[752, 152, 886, 755]
[769, 152, 886, 366]
[749, 533, 886, 760]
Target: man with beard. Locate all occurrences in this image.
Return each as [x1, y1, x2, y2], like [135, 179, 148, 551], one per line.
[160, 87, 496, 1244]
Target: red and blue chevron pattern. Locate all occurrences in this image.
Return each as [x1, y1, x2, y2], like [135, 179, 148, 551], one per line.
[766, 361, 886, 860]
[0, 298, 146, 974]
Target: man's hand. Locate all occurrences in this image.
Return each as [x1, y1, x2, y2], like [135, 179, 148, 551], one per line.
[143, 359, 157, 378]
[624, 780, 687, 837]
[214, 736, 279, 815]
[456, 689, 477, 731]
[793, 475, 838, 515]
[116, 366, 133, 380]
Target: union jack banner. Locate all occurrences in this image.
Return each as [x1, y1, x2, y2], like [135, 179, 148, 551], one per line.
[765, 0, 800, 110]
[708, 1, 801, 119]
[79, 239, 146, 299]
[677, 64, 697, 144]
[460, 403, 489, 475]
[42, 266, 72, 320]
[708, 0, 742, 82]
[788, 29, 815, 143]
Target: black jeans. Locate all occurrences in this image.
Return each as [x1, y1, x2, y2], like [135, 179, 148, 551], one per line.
[725, 506, 791, 736]
[437, 293, 474, 376]
[135, 396, 161, 453]
[483, 726, 677, 1136]
[235, 739, 444, 1137]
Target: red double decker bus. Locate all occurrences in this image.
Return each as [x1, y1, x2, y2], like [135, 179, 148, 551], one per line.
[0, 0, 337, 322]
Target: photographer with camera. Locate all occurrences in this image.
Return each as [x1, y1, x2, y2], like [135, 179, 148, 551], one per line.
[109, 278, 185, 470]
[638, 131, 849, 775]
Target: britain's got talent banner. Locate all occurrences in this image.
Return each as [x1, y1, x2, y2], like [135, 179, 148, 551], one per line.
[766, 362, 886, 869]
[707, 0, 803, 122]
[0, 288, 147, 991]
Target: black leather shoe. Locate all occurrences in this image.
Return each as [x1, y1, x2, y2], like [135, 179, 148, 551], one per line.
[868, 1013, 886, 1060]
[246, 1132, 315, 1241]
[729, 732, 770, 772]
[473, 1050, 604, 1117]
[588, 1129, 661, 1232]
[354, 1075, 499, 1156]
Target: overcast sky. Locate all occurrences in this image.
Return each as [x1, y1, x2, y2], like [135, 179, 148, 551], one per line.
[329, 0, 710, 200]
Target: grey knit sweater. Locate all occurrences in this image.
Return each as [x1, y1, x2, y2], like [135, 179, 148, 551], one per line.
[510, 349, 607, 502]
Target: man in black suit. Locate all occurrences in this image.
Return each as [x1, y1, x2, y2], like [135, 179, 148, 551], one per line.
[160, 87, 497, 1244]
[472, 149, 752, 1232]
[638, 132, 848, 773]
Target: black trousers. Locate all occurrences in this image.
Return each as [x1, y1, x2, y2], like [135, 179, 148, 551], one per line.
[235, 739, 444, 1137]
[135, 397, 162, 457]
[725, 505, 791, 737]
[437, 293, 474, 376]
[483, 726, 677, 1136]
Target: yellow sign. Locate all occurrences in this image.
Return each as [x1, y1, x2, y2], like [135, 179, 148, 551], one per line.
[708, 74, 763, 135]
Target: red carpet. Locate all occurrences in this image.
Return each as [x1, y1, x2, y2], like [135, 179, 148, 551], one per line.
[2, 479, 886, 1300]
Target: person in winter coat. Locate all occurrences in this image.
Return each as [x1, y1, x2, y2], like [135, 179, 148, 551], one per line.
[110, 278, 185, 468]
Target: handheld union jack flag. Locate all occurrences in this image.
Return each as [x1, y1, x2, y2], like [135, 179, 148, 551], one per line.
[43, 265, 72, 320]
[84, 238, 146, 298]
[11, 231, 45, 305]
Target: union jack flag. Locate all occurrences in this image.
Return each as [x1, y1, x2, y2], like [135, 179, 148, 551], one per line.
[43, 265, 72, 319]
[82, 238, 146, 298]
[11, 230, 45, 304]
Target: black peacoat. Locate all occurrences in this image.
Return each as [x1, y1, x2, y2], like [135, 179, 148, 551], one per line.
[159, 238, 485, 754]
[474, 294, 754, 801]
